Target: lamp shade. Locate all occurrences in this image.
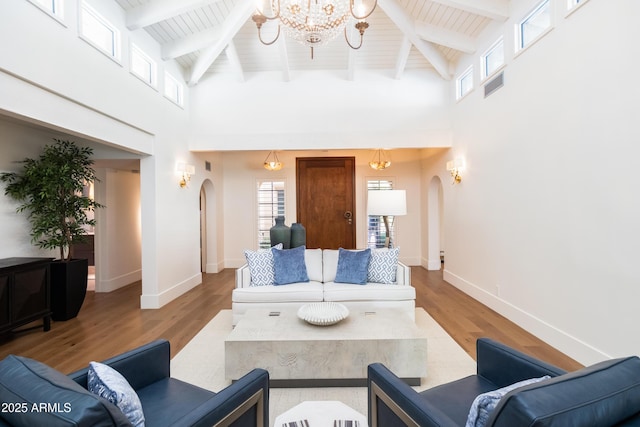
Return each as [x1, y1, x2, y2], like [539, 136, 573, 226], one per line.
[367, 190, 407, 216]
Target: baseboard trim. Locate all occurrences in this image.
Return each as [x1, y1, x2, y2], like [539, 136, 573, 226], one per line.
[205, 262, 223, 273]
[140, 272, 202, 309]
[443, 269, 610, 366]
[96, 269, 142, 293]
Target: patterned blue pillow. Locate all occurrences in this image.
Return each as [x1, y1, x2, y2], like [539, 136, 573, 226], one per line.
[88, 362, 145, 427]
[335, 248, 372, 285]
[244, 243, 283, 287]
[271, 245, 309, 285]
[465, 376, 550, 427]
[368, 247, 400, 284]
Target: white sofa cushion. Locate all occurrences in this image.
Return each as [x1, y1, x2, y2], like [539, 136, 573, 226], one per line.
[323, 282, 416, 302]
[233, 282, 324, 303]
[322, 249, 340, 283]
[305, 248, 323, 282]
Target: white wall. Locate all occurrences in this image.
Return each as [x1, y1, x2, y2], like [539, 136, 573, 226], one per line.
[222, 149, 424, 267]
[189, 69, 452, 150]
[443, 0, 640, 364]
[0, 119, 62, 259]
[94, 168, 142, 292]
[0, 0, 209, 309]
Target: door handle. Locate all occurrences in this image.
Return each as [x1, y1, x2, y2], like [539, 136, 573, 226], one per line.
[344, 211, 353, 224]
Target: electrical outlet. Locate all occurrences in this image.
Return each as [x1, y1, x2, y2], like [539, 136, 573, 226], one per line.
[495, 285, 501, 297]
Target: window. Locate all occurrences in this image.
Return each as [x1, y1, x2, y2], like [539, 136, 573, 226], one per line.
[79, 1, 120, 61]
[367, 180, 396, 249]
[131, 44, 157, 88]
[518, 0, 551, 50]
[257, 180, 285, 248]
[456, 66, 474, 100]
[29, 0, 65, 20]
[481, 38, 504, 80]
[164, 72, 184, 106]
[567, 0, 589, 12]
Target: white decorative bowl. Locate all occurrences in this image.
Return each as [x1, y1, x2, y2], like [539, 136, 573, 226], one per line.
[297, 302, 349, 326]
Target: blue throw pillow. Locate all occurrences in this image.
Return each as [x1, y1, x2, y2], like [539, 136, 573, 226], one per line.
[271, 245, 309, 285]
[335, 248, 371, 285]
[88, 362, 145, 427]
[465, 376, 550, 427]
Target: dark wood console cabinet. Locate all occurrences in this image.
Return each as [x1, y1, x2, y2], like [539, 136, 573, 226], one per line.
[0, 257, 53, 335]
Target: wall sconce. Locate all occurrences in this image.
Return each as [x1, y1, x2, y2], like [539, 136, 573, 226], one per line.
[446, 158, 464, 184]
[264, 151, 283, 171]
[177, 163, 195, 188]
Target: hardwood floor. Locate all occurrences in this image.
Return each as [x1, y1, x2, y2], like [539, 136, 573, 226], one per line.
[0, 266, 583, 374]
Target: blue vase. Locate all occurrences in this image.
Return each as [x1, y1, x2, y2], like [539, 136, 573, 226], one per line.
[270, 216, 291, 249]
[290, 223, 306, 248]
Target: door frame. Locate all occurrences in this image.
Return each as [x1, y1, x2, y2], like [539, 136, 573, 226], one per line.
[296, 157, 356, 249]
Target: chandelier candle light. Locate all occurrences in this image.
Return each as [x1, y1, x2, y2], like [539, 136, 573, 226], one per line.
[252, 0, 377, 58]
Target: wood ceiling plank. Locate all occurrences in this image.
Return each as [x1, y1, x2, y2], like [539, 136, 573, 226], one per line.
[378, 0, 451, 79]
[187, 0, 255, 85]
[430, 0, 508, 21]
[126, 0, 228, 30]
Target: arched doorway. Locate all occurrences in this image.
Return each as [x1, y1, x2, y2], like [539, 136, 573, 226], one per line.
[427, 176, 444, 270]
[200, 179, 218, 273]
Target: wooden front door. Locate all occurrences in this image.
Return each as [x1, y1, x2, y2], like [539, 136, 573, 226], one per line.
[296, 157, 356, 249]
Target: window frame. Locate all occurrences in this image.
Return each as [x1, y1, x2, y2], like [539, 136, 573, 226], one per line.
[130, 43, 158, 89]
[566, 0, 590, 16]
[516, 0, 553, 55]
[256, 179, 286, 249]
[481, 37, 505, 82]
[29, 0, 66, 24]
[78, 1, 122, 64]
[164, 72, 185, 107]
[366, 179, 397, 249]
[456, 66, 474, 101]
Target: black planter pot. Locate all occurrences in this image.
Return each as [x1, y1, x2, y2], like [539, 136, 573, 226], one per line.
[50, 258, 88, 321]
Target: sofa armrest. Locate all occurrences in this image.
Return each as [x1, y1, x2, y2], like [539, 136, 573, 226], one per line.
[235, 264, 251, 289]
[368, 363, 458, 427]
[69, 339, 171, 391]
[172, 368, 269, 427]
[396, 262, 411, 286]
[476, 338, 566, 388]
[490, 357, 640, 427]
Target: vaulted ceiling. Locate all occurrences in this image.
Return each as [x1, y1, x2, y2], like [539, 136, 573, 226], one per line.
[115, 0, 509, 84]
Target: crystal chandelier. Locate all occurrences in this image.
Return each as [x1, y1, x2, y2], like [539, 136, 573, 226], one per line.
[252, 0, 376, 57]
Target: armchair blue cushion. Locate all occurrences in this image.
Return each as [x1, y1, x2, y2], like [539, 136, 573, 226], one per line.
[0, 340, 269, 427]
[368, 337, 640, 427]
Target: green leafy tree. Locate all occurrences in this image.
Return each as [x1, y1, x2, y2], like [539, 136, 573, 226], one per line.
[0, 139, 103, 262]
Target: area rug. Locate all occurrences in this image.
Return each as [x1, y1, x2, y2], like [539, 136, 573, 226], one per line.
[171, 308, 476, 426]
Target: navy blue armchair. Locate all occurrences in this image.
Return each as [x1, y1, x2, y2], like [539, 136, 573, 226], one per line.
[368, 337, 640, 427]
[0, 339, 269, 427]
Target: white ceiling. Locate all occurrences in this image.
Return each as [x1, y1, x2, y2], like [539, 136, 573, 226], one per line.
[114, 0, 509, 85]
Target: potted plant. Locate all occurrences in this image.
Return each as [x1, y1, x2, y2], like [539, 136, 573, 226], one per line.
[0, 139, 103, 320]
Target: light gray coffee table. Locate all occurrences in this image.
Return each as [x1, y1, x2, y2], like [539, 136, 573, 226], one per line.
[224, 307, 428, 387]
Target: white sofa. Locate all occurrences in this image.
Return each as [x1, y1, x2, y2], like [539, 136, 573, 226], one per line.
[232, 248, 415, 325]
